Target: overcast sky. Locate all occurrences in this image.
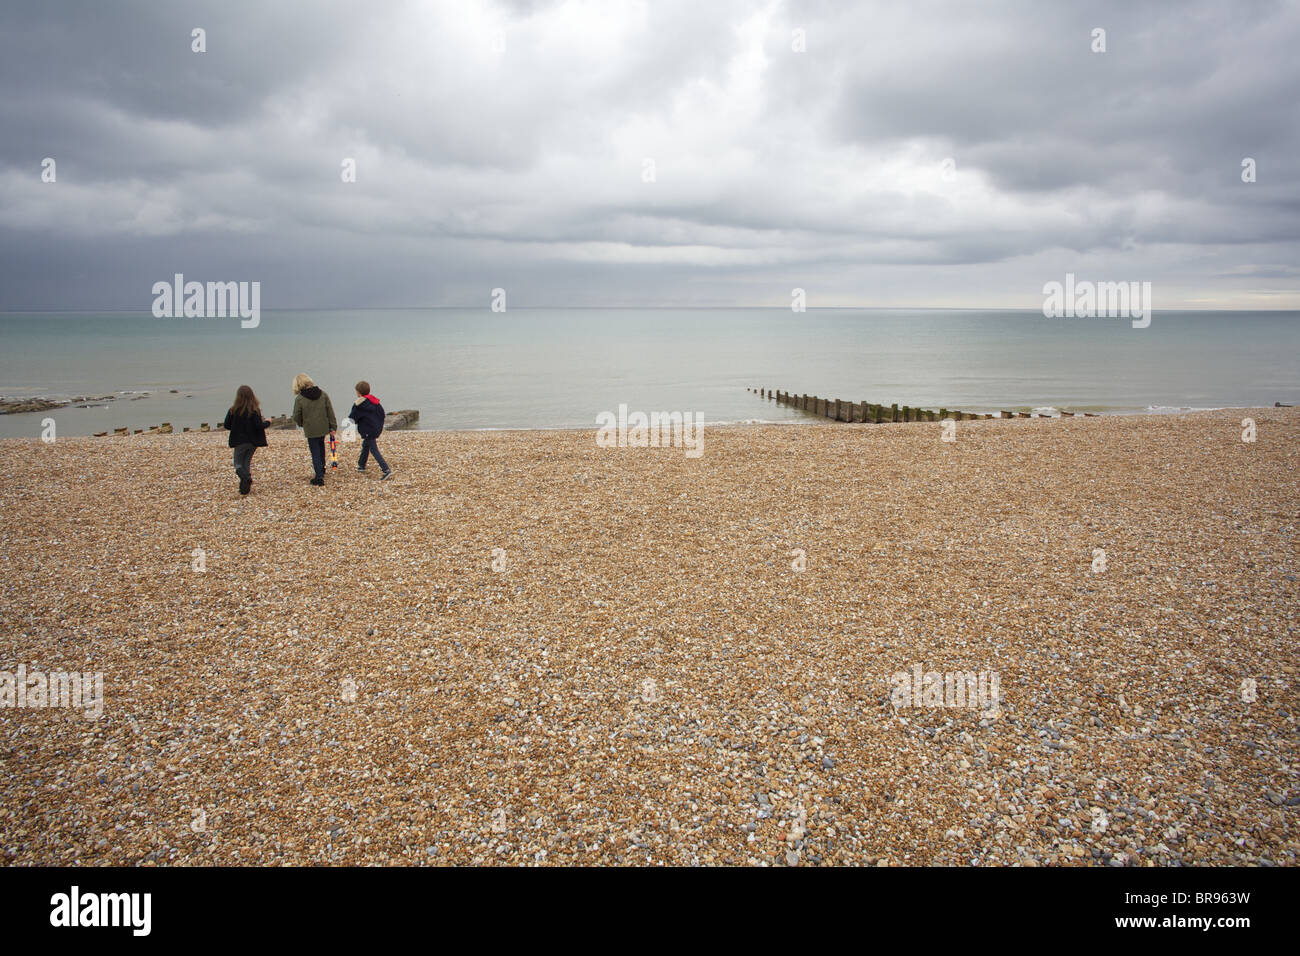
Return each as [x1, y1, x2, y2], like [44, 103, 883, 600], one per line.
[2, 0, 1298, 310]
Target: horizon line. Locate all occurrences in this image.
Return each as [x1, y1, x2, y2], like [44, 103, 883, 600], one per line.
[3, 305, 1300, 314]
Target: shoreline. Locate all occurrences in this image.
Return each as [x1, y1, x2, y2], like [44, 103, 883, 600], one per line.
[0, 402, 1287, 441]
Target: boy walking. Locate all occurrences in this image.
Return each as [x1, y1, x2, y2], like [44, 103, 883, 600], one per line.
[350, 380, 392, 479]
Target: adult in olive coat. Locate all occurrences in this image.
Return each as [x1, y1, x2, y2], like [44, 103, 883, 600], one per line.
[291, 373, 337, 484]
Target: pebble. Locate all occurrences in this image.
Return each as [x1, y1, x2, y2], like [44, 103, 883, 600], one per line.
[1, 411, 1296, 866]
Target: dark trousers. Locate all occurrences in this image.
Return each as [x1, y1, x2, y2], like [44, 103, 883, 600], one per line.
[233, 444, 255, 479]
[307, 435, 326, 478]
[358, 434, 389, 472]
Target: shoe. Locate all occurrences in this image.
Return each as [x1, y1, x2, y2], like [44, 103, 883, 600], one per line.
[310, 477, 324, 486]
[239, 476, 251, 495]
[381, 469, 393, 480]
[357, 466, 366, 472]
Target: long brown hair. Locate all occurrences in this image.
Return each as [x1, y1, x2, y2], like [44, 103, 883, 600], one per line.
[230, 384, 261, 418]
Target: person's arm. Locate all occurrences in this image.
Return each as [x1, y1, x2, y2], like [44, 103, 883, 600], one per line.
[223, 410, 232, 431]
[292, 396, 303, 427]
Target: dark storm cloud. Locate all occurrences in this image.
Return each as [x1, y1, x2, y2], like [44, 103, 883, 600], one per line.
[0, 0, 1297, 309]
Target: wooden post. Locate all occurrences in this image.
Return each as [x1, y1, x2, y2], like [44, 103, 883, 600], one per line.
[940, 408, 949, 420]
[890, 403, 898, 422]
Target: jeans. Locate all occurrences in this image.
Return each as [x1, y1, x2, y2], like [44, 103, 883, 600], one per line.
[307, 436, 326, 479]
[233, 443, 255, 479]
[358, 434, 389, 472]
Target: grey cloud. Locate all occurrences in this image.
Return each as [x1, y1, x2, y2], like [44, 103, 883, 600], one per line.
[0, 0, 1297, 309]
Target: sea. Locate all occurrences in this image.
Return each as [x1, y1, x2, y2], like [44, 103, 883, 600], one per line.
[0, 309, 1296, 438]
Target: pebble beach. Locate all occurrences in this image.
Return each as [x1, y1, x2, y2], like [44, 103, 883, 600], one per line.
[1, 408, 1297, 866]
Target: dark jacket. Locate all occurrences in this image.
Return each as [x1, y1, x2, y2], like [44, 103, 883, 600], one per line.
[223, 408, 269, 448]
[292, 385, 337, 439]
[349, 394, 385, 438]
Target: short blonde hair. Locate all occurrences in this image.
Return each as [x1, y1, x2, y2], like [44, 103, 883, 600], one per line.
[292, 373, 314, 395]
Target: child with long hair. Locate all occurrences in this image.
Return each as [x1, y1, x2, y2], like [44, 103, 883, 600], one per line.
[223, 385, 270, 496]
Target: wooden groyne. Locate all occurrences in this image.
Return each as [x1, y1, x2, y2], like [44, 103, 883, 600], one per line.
[749, 388, 1099, 422]
[93, 409, 421, 436]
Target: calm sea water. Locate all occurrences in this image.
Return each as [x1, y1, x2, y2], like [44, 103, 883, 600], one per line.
[0, 309, 1296, 438]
